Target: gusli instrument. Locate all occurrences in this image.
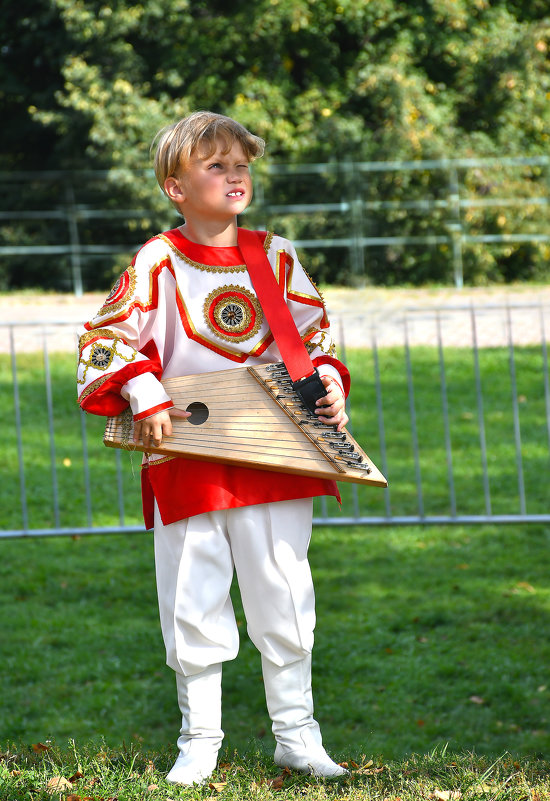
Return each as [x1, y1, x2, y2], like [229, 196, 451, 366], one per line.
[103, 362, 387, 487]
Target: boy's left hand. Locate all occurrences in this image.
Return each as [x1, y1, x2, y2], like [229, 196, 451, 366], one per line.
[315, 376, 349, 432]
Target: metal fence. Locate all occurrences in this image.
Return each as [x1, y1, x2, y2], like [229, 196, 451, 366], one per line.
[1, 155, 548, 293]
[2, 299, 549, 539]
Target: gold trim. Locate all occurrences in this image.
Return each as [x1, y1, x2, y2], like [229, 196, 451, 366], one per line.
[78, 374, 112, 404]
[158, 234, 247, 273]
[78, 328, 123, 351]
[97, 266, 137, 316]
[147, 455, 177, 466]
[157, 230, 273, 274]
[301, 266, 327, 308]
[203, 285, 263, 343]
[77, 333, 137, 384]
[310, 330, 335, 355]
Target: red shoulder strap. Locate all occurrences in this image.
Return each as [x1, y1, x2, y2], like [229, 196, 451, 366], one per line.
[237, 228, 315, 382]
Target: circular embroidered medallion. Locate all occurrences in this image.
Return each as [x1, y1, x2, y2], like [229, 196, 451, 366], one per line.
[204, 285, 263, 342]
[99, 266, 136, 315]
[90, 345, 113, 369]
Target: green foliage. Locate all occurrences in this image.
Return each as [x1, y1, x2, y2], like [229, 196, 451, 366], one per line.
[7, 0, 547, 167]
[0, 1, 549, 288]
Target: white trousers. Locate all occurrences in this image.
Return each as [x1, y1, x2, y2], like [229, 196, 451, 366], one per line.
[154, 498, 316, 677]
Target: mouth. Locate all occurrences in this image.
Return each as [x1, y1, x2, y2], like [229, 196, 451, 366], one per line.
[227, 190, 245, 198]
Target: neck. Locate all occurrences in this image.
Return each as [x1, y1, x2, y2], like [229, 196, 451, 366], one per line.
[179, 218, 239, 247]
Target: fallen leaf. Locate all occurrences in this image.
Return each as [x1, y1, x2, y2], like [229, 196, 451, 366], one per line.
[32, 742, 50, 752]
[147, 783, 158, 791]
[209, 781, 227, 792]
[46, 776, 73, 794]
[69, 771, 84, 782]
[469, 695, 485, 705]
[429, 790, 462, 800]
[355, 761, 385, 775]
[515, 581, 536, 593]
[268, 767, 292, 789]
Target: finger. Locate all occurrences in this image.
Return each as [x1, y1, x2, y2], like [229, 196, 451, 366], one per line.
[316, 395, 343, 415]
[318, 406, 349, 429]
[161, 419, 173, 438]
[316, 409, 338, 424]
[149, 428, 162, 445]
[169, 407, 192, 419]
[336, 412, 349, 432]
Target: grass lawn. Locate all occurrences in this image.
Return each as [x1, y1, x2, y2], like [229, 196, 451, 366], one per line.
[1, 344, 549, 798]
[1, 523, 550, 798]
[2, 344, 549, 531]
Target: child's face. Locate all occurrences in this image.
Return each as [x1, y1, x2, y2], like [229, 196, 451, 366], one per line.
[168, 137, 253, 223]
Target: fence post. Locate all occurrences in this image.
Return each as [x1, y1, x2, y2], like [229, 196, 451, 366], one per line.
[447, 166, 464, 289]
[342, 159, 366, 285]
[65, 181, 84, 297]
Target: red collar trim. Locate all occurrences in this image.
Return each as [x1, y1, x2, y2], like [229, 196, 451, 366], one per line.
[161, 227, 267, 267]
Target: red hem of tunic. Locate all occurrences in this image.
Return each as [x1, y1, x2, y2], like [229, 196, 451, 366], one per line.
[141, 457, 340, 530]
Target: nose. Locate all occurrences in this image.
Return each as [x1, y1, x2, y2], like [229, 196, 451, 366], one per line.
[227, 168, 242, 182]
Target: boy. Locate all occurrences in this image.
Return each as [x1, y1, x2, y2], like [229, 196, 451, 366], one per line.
[77, 111, 350, 785]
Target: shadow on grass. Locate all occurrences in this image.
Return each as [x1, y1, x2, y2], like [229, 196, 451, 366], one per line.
[1, 523, 549, 764]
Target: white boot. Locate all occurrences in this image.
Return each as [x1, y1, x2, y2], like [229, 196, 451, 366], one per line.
[262, 655, 348, 778]
[166, 664, 223, 786]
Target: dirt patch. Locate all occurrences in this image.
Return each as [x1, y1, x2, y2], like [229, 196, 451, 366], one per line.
[1, 285, 550, 351]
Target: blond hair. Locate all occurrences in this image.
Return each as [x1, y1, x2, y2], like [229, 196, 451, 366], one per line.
[153, 111, 265, 195]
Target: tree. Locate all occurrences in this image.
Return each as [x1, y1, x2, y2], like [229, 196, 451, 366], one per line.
[1, 0, 548, 288]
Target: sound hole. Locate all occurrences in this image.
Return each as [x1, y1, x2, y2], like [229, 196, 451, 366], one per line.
[186, 401, 209, 426]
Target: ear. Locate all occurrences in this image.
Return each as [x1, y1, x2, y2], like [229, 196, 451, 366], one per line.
[164, 176, 186, 205]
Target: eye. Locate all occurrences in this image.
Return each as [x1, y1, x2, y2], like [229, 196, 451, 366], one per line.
[208, 162, 223, 169]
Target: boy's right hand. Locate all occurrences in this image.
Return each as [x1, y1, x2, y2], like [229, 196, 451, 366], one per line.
[133, 407, 191, 448]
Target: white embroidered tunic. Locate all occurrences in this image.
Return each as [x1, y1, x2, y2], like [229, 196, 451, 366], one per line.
[77, 228, 350, 527]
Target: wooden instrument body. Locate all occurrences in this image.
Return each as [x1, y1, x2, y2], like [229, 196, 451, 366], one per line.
[103, 363, 387, 487]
